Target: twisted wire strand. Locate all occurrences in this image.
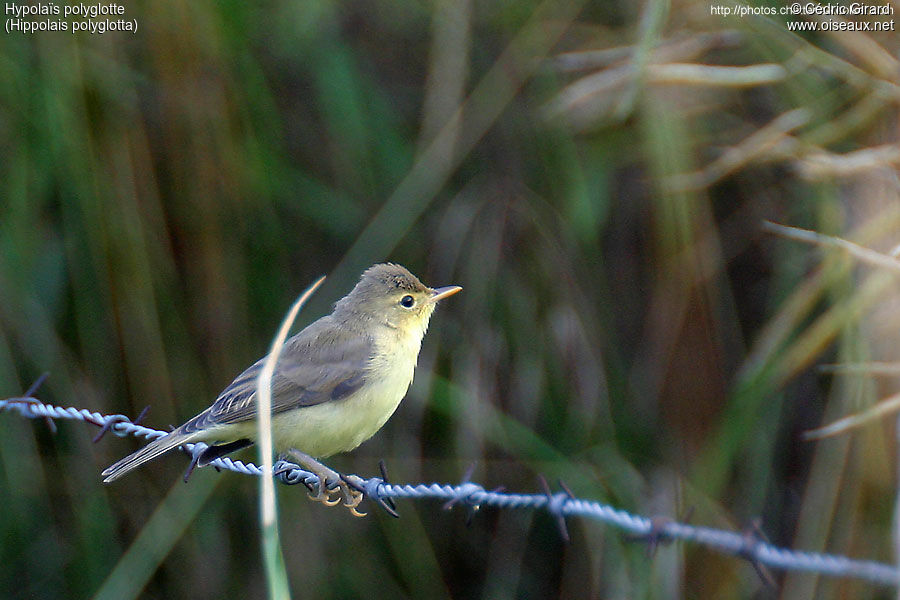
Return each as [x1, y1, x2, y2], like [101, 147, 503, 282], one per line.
[3, 396, 898, 588]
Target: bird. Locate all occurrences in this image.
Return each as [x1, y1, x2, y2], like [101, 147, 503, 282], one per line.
[101, 263, 461, 515]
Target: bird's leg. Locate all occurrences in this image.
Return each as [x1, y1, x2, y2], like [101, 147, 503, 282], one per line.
[286, 449, 366, 517]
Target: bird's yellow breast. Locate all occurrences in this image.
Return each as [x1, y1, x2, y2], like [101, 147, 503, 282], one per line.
[210, 327, 422, 458]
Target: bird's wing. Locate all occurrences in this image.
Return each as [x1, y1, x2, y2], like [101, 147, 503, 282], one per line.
[180, 316, 372, 433]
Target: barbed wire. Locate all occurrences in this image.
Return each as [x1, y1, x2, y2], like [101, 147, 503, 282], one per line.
[2, 387, 898, 589]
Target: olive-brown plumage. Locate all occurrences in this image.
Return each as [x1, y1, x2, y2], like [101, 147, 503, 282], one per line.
[102, 264, 460, 483]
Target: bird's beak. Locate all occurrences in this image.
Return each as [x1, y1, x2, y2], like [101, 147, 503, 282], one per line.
[429, 285, 462, 303]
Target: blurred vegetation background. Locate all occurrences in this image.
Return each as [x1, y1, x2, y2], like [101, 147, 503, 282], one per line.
[2, 0, 900, 598]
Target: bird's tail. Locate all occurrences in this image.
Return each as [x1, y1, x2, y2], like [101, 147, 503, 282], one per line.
[101, 428, 196, 483]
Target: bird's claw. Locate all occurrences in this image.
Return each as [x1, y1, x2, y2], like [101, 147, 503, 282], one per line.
[310, 475, 366, 515]
[307, 486, 341, 506]
[288, 449, 367, 517]
[343, 487, 366, 517]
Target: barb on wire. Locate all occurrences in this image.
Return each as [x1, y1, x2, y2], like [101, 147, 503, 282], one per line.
[2, 391, 899, 590]
[738, 519, 778, 590]
[537, 474, 571, 542]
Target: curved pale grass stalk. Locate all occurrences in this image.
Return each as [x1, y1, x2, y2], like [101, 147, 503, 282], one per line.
[257, 275, 326, 600]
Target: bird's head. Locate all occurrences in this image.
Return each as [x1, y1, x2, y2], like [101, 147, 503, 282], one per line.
[334, 263, 461, 338]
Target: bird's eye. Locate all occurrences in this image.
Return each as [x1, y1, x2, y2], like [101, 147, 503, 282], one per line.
[400, 295, 416, 308]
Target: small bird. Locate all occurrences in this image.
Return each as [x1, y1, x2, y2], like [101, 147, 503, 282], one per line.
[101, 263, 461, 514]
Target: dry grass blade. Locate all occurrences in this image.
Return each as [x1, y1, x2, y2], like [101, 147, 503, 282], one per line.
[552, 31, 742, 72]
[762, 221, 900, 274]
[666, 109, 810, 192]
[813, 15, 900, 78]
[765, 221, 900, 442]
[804, 391, 900, 440]
[796, 144, 900, 179]
[646, 62, 786, 87]
[547, 61, 786, 127]
[820, 362, 900, 376]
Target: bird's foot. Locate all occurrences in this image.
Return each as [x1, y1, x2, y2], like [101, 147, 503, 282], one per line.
[286, 450, 367, 517]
